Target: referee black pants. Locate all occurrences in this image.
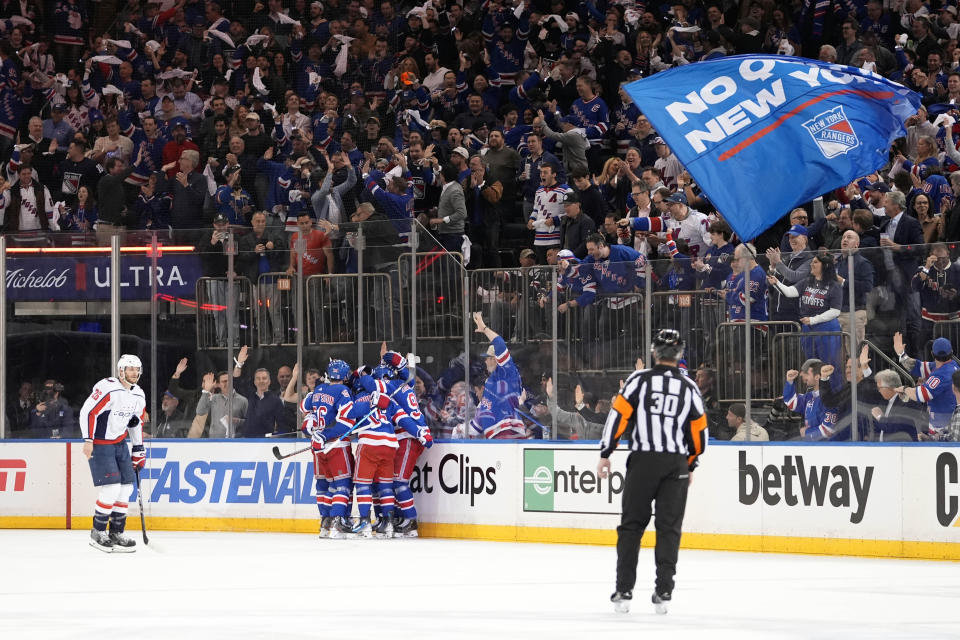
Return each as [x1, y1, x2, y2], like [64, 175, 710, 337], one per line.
[615, 451, 690, 596]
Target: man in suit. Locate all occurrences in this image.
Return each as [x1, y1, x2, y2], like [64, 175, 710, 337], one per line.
[427, 163, 467, 253]
[879, 190, 924, 354]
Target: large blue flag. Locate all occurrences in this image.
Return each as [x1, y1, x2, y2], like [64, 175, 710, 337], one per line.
[623, 55, 922, 241]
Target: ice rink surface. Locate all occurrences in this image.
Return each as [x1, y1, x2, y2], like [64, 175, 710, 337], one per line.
[1, 530, 959, 640]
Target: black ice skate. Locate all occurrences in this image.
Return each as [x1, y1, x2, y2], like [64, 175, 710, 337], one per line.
[394, 518, 418, 538]
[89, 529, 114, 553]
[610, 590, 632, 614]
[108, 531, 136, 552]
[651, 591, 671, 615]
[373, 516, 394, 539]
[329, 516, 355, 539]
[319, 516, 333, 538]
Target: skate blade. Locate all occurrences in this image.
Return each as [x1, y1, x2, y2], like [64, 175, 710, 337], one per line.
[111, 545, 136, 553]
[89, 540, 113, 553]
[613, 601, 630, 614]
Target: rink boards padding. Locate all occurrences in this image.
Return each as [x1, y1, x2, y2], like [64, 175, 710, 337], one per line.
[1, 440, 959, 560]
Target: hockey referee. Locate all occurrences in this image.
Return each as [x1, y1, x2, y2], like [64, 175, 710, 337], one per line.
[597, 329, 708, 615]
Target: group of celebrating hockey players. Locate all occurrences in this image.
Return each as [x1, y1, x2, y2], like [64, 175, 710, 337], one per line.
[300, 348, 433, 539]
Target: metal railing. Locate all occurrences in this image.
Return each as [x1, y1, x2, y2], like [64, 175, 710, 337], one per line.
[398, 251, 464, 339]
[305, 273, 395, 344]
[649, 289, 727, 370]
[255, 272, 298, 346]
[715, 321, 801, 403]
[195, 276, 255, 350]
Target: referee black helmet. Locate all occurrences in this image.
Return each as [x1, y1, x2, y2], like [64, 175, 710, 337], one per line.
[651, 329, 684, 362]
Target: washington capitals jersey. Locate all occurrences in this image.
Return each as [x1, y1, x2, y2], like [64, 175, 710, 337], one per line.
[905, 358, 960, 429]
[78, 378, 146, 445]
[783, 381, 837, 441]
[470, 336, 525, 439]
[301, 382, 356, 448]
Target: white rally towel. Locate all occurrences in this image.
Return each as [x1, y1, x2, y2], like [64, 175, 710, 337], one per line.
[332, 35, 355, 77]
[244, 34, 270, 48]
[206, 29, 235, 49]
[202, 162, 218, 196]
[105, 39, 132, 49]
[252, 67, 269, 95]
[102, 84, 124, 96]
[91, 55, 124, 65]
[272, 11, 299, 25]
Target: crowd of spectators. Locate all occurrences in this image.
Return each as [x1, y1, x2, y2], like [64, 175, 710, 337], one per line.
[5, 0, 960, 442]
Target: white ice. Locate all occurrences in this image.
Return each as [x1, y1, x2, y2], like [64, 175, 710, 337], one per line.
[1, 530, 958, 640]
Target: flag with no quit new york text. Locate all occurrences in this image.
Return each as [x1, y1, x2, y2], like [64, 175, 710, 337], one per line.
[623, 55, 922, 241]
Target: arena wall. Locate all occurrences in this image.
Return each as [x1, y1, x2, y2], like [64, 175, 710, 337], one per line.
[1, 441, 959, 560]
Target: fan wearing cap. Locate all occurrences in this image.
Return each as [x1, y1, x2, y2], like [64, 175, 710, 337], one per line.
[470, 312, 526, 439]
[540, 248, 595, 310]
[214, 164, 253, 225]
[559, 189, 597, 259]
[160, 118, 200, 178]
[765, 224, 813, 323]
[912, 243, 960, 345]
[619, 191, 711, 259]
[893, 331, 960, 434]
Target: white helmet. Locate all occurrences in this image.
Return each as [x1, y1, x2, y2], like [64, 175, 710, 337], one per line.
[117, 354, 142, 383]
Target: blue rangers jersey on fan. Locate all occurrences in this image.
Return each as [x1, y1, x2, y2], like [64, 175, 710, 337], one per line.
[575, 244, 646, 307]
[300, 382, 357, 448]
[725, 266, 768, 321]
[482, 12, 529, 87]
[904, 358, 960, 430]
[470, 336, 525, 439]
[570, 95, 609, 146]
[783, 380, 837, 441]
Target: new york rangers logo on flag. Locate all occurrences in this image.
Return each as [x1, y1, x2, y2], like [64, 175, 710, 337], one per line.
[803, 106, 859, 158]
[623, 55, 922, 241]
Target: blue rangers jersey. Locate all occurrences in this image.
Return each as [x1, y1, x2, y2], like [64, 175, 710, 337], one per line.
[470, 336, 525, 439]
[300, 382, 357, 449]
[350, 387, 419, 448]
[903, 358, 960, 430]
[725, 266, 768, 321]
[570, 95, 609, 146]
[362, 376, 426, 441]
[482, 12, 529, 87]
[576, 244, 646, 308]
[783, 380, 837, 441]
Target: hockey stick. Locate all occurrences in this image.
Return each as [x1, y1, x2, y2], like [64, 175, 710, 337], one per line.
[134, 468, 149, 545]
[271, 370, 414, 460]
[318, 353, 417, 454]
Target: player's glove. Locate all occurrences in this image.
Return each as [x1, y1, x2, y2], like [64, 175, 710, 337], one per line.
[370, 390, 391, 410]
[131, 445, 146, 471]
[354, 365, 372, 378]
[417, 427, 433, 448]
[310, 429, 327, 452]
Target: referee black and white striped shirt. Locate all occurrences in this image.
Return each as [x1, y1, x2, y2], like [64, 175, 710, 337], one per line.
[600, 364, 708, 470]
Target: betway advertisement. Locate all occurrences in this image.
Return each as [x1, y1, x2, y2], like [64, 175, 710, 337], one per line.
[5, 255, 201, 301]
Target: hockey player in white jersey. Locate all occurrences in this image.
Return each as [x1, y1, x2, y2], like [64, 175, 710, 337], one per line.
[78, 355, 147, 553]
